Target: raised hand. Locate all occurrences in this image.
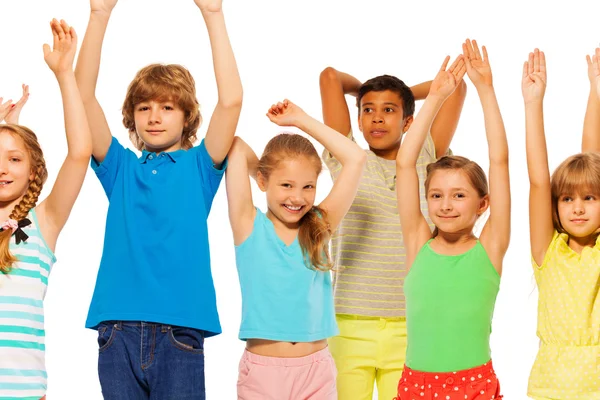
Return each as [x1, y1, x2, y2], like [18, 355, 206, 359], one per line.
[463, 39, 493, 89]
[429, 55, 466, 100]
[43, 19, 77, 77]
[194, 0, 222, 13]
[522, 49, 547, 104]
[266, 100, 307, 127]
[90, 0, 118, 16]
[586, 48, 600, 99]
[0, 98, 13, 123]
[4, 85, 30, 125]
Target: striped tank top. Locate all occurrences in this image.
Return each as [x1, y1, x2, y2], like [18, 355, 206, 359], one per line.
[0, 209, 56, 400]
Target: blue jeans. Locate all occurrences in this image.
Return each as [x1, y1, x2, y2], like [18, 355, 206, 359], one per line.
[97, 321, 205, 399]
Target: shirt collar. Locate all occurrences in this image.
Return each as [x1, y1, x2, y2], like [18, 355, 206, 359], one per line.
[138, 149, 184, 164]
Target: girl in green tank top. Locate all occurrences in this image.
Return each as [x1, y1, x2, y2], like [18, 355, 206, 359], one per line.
[393, 40, 509, 400]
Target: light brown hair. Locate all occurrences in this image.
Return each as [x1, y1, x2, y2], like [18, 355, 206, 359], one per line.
[258, 133, 332, 270]
[424, 155, 488, 236]
[550, 152, 600, 233]
[122, 64, 201, 151]
[0, 125, 48, 273]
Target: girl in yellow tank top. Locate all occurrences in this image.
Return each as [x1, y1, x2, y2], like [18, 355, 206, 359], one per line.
[524, 47, 600, 400]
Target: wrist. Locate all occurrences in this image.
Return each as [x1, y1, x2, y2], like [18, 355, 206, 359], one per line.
[90, 10, 112, 23]
[475, 84, 495, 96]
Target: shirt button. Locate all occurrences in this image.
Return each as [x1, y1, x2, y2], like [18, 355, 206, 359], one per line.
[148, 155, 153, 160]
[152, 170, 157, 175]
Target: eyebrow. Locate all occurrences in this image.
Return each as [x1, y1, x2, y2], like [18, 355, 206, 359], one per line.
[361, 102, 400, 107]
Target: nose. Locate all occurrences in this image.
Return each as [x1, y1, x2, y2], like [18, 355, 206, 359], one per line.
[573, 199, 585, 215]
[440, 197, 452, 212]
[0, 158, 9, 175]
[371, 111, 384, 123]
[148, 106, 161, 125]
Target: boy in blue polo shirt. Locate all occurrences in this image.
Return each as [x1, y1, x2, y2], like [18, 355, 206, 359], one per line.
[75, 0, 242, 398]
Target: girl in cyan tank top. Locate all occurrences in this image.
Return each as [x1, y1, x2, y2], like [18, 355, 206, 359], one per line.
[524, 48, 600, 400]
[394, 40, 510, 400]
[0, 20, 92, 400]
[225, 99, 366, 399]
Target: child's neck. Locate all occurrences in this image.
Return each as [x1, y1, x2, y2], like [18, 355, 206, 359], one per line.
[266, 210, 299, 246]
[369, 145, 399, 160]
[430, 230, 477, 256]
[567, 233, 599, 254]
[0, 196, 26, 222]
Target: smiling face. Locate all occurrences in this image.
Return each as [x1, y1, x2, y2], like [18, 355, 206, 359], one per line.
[426, 169, 489, 235]
[0, 130, 34, 207]
[258, 157, 319, 228]
[556, 192, 600, 240]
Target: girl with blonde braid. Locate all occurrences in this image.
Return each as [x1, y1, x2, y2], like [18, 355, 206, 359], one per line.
[0, 19, 92, 400]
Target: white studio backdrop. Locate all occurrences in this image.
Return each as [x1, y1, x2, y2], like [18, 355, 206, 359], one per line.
[1, 0, 599, 398]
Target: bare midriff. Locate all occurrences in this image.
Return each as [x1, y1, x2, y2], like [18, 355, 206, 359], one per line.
[246, 339, 328, 358]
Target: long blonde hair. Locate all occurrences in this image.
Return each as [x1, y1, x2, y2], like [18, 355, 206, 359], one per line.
[550, 152, 600, 234]
[0, 125, 48, 273]
[258, 133, 332, 270]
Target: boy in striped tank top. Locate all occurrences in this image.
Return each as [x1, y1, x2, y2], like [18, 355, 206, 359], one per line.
[0, 20, 93, 400]
[318, 62, 466, 399]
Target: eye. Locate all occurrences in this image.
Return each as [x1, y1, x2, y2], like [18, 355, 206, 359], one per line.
[363, 107, 373, 113]
[430, 193, 441, 199]
[454, 193, 465, 198]
[138, 106, 149, 111]
[385, 107, 394, 113]
[281, 183, 292, 188]
[561, 196, 572, 202]
[164, 105, 174, 110]
[585, 195, 596, 201]
[9, 157, 20, 162]
[304, 185, 315, 190]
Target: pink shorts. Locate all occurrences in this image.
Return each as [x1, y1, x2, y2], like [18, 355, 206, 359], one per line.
[237, 347, 337, 400]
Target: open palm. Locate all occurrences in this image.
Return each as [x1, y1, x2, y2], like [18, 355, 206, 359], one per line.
[587, 48, 600, 99]
[43, 20, 77, 76]
[429, 55, 466, 100]
[463, 39, 493, 88]
[4, 84, 29, 124]
[522, 49, 546, 104]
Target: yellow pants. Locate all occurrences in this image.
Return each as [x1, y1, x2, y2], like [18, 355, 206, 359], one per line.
[328, 314, 407, 400]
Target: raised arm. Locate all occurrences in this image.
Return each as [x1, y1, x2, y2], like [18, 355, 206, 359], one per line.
[463, 40, 510, 273]
[319, 67, 362, 136]
[410, 78, 467, 158]
[196, 0, 243, 166]
[225, 137, 257, 245]
[583, 48, 600, 152]
[38, 20, 93, 251]
[266, 100, 366, 231]
[396, 56, 466, 263]
[520, 48, 553, 266]
[74, 0, 118, 162]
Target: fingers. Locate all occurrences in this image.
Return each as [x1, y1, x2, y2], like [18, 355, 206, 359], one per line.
[522, 61, 529, 80]
[42, 43, 51, 59]
[528, 52, 534, 76]
[482, 46, 489, 63]
[439, 55, 451, 72]
[533, 48, 540, 73]
[472, 39, 482, 60]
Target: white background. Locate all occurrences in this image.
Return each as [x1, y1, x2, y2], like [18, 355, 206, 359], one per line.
[1, 0, 599, 398]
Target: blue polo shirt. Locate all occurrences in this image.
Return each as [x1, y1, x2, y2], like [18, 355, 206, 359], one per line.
[86, 137, 226, 336]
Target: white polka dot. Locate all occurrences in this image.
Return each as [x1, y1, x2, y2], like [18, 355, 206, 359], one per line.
[480, 390, 485, 395]
[420, 393, 424, 396]
[435, 376, 438, 379]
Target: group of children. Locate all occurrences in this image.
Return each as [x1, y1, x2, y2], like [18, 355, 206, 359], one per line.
[0, 1, 599, 400]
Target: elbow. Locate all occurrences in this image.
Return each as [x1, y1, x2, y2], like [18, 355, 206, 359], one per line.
[228, 136, 245, 156]
[319, 67, 339, 89]
[219, 89, 243, 110]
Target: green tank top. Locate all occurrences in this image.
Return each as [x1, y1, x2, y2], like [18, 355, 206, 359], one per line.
[404, 239, 500, 372]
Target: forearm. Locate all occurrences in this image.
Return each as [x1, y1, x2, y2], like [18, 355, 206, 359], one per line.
[410, 80, 432, 101]
[525, 101, 551, 186]
[398, 94, 444, 167]
[75, 12, 111, 101]
[477, 86, 508, 164]
[582, 86, 600, 152]
[295, 114, 362, 165]
[202, 11, 243, 108]
[56, 72, 93, 160]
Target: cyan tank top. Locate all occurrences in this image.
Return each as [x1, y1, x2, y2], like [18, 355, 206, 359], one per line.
[234, 209, 338, 342]
[0, 209, 56, 399]
[404, 239, 500, 372]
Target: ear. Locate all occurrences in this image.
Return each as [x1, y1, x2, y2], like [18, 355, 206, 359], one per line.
[477, 194, 490, 217]
[402, 115, 414, 133]
[357, 112, 363, 133]
[256, 171, 268, 192]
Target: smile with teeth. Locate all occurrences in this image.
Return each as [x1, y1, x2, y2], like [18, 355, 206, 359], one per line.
[283, 204, 303, 212]
[0, 181, 13, 186]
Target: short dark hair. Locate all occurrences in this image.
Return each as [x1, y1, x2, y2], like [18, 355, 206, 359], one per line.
[357, 75, 415, 118]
